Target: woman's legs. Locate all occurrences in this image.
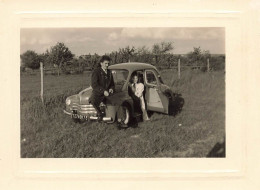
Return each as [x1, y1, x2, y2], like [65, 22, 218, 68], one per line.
[140, 96, 150, 121]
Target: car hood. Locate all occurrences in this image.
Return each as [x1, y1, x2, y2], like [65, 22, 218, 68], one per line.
[66, 86, 93, 105]
[66, 94, 80, 105]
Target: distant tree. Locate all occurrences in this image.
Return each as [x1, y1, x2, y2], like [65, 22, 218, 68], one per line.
[134, 46, 152, 63]
[46, 42, 74, 75]
[187, 47, 204, 65]
[137, 46, 150, 55]
[165, 53, 175, 68]
[152, 42, 174, 65]
[63, 57, 84, 74]
[38, 52, 49, 67]
[210, 55, 225, 71]
[78, 56, 87, 69]
[109, 51, 119, 64]
[118, 46, 135, 62]
[90, 53, 100, 69]
[20, 50, 40, 69]
[203, 50, 211, 60]
[79, 54, 92, 69]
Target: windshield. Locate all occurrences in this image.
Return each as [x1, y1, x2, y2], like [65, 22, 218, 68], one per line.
[111, 69, 129, 91]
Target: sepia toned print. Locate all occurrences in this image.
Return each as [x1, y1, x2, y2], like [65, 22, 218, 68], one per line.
[20, 27, 225, 158]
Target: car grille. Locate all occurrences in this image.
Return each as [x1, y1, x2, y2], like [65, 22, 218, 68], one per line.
[70, 103, 97, 115]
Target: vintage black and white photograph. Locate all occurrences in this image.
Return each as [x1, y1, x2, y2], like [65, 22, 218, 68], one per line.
[20, 27, 225, 158]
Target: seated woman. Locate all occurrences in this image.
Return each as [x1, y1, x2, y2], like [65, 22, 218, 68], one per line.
[128, 74, 150, 121]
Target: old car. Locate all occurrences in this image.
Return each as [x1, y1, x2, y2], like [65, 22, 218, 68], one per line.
[63, 62, 184, 127]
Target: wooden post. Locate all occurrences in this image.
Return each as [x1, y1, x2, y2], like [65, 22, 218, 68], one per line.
[40, 62, 44, 103]
[178, 58, 181, 79]
[207, 58, 210, 72]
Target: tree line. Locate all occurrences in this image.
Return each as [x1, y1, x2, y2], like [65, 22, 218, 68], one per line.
[20, 41, 225, 74]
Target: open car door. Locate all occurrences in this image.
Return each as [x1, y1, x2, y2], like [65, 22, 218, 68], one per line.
[144, 69, 166, 113]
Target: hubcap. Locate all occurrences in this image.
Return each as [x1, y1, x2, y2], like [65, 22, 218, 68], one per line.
[123, 107, 130, 125]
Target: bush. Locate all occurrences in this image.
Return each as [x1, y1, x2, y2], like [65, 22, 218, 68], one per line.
[210, 56, 225, 71]
[20, 50, 41, 69]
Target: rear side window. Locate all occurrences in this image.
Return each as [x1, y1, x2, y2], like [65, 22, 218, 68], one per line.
[146, 70, 157, 85]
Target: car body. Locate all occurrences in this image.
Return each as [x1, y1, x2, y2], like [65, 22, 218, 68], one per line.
[64, 62, 181, 124]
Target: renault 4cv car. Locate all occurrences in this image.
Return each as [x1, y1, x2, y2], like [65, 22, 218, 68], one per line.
[64, 62, 184, 127]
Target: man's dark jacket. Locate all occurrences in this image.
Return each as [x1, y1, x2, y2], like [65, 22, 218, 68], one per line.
[89, 67, 115, 105]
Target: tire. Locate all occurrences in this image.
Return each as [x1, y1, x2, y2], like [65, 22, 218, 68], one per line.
[117, 105, 131, 128]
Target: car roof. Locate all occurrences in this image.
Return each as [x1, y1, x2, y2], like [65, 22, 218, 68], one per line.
[108, 62, 157, 72]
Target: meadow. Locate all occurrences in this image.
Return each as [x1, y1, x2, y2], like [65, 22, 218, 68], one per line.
[20, 69, 225, 158]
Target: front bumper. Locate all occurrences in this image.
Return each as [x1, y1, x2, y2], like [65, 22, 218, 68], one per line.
[63, 110, 112, 121]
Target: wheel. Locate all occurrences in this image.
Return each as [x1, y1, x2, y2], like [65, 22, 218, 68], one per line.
[117, 105, 131, 129]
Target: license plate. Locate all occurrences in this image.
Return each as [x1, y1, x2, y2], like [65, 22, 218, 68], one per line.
[72, 114, 87, 120]
[72, 114, 79, 118]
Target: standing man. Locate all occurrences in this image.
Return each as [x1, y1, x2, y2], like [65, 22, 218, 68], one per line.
[89, 55, 115, 121]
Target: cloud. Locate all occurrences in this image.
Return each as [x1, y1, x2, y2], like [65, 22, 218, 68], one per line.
[121, 28, 165, 39]
[20, 36, 27, 44]
[172, 28, 223, 40]
[26, 37, 37, 45]
[79, 36, 95, 42]
[37, 36, 53, 44]
[20, 28, 225, 55]
[108, 32, 118, 41]
[120, 27, 223, 40]
[21, 35, 52, 45]
[64, 36, 94, 43]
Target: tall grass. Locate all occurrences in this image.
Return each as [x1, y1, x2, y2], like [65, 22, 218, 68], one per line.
[20, 70, 225, 157]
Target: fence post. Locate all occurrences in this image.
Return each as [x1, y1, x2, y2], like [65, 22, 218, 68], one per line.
[40, 62, 44, 104]
[207, 58, 210, 72]
[178, 58, 181, 79]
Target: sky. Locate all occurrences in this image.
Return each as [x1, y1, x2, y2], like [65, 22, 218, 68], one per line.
[20, 27, 225, 56]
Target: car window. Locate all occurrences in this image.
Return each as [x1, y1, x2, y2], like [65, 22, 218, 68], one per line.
[146, 70, 158, 86]
[111, 69, 129, 91]
[129, 70, 144, 84]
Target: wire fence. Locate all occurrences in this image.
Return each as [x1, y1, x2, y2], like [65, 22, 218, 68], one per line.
[22, 58, 213, 77]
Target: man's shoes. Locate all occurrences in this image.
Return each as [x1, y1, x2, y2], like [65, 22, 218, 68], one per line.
[97, 113, 104, 122]
[97, 115, 103, 122]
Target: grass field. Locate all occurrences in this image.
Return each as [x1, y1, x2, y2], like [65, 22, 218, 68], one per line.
[20, 69, 225, 158]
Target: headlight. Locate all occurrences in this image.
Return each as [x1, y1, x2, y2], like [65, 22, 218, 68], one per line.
[66, 99, 71, 105]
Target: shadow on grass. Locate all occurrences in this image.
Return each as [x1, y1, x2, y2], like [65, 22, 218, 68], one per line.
[207, 138, 226, 158]
[116, 115, 140, 130]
